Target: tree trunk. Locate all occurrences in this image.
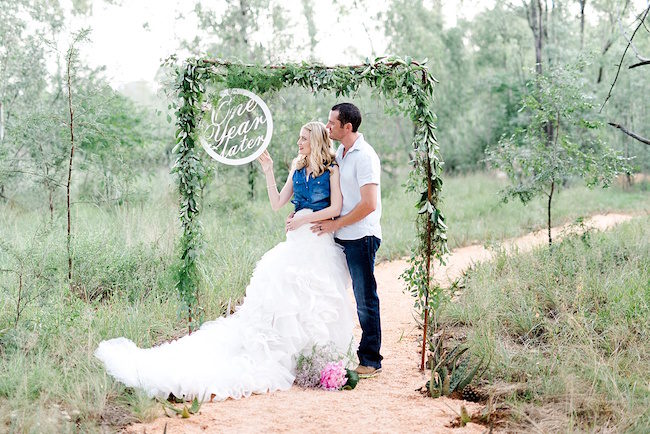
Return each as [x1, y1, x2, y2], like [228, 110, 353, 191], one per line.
[0, 101, 4, 143]
[597, 1, 629, 83]
[625, 141, 632, 187]
[248, 162, 256, 200]
[301, 0, 318, 57]
[0, 101, 4, 200]
[66, 49, 75, 284]
[240, 0, 249, 46]
[15, 271, 23, 328]
[49, 187, 54, 222]
[579, 0, 586, 51]
[526, 1, 554, 147]
[526, 0, 544, 75]
[524, 0, 548, 74]
[45, 161, 54, 222]
[547, 180, 554, 246]
[235, 0, 256, 200]
[625, 110, 632, 188]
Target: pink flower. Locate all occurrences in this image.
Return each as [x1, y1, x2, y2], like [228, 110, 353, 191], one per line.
[320, 361, 347, 391]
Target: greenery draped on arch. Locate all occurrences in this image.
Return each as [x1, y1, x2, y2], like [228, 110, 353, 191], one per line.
[170, 56, 448, 368]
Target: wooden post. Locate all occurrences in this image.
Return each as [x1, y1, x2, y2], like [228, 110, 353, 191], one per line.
[421, 124, 434, 371]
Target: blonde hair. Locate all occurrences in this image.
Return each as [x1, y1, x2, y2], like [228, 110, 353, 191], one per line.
[293, 121, 336, 177]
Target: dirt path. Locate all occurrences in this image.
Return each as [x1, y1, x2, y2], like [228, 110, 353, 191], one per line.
[126, 213, 634, 434]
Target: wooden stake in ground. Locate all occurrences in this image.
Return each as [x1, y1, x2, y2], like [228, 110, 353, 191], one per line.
[421, 129, 435, 371]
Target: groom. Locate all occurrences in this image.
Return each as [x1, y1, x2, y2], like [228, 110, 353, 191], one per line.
[313, 102, 383, 378]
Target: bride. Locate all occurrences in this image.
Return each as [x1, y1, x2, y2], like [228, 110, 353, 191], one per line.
[95, 121, 355, 401]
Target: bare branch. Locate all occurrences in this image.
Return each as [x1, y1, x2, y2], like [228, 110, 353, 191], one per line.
[600, 5, 650, 112]
[630, 60, 650, 68]
[608, 122, 650, 145]
[0, 169, 66, 188]
[502, 1, 520, 13]
[617, 10, 650, 62]
[640, 0, 650, 33]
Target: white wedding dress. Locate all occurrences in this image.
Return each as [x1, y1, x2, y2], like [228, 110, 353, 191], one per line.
[95, 209, 355, 401]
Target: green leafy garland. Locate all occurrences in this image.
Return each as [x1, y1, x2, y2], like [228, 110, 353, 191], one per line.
[170, 57, 448, 348]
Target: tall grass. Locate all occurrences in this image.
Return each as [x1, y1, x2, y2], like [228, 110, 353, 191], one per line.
[439, 217, 650, 432]
[0, 171, 647, 431]
[382, 172, 649, 259]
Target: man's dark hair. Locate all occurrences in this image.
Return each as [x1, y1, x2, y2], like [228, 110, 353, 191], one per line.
[331, 103, 362, 132]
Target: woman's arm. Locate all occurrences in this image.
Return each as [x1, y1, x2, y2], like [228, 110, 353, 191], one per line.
[257, 150, 294, 211]
[287, 166, 342, 229]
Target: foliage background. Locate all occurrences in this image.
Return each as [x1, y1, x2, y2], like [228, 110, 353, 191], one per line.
[0, 0, 648, 431]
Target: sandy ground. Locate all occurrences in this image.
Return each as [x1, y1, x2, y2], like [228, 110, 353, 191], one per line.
[126, 212, 634, 434]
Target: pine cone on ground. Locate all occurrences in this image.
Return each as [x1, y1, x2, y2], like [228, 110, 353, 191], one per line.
[461, 384, 485, 402]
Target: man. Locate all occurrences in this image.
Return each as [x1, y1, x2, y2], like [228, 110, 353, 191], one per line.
[313, 102, 383, 378]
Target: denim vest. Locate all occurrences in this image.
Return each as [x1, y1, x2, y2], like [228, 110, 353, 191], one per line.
[291, 167, 331, 212]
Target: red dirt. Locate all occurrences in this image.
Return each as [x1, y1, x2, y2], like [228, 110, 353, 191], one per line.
[126, 212, 634, 433]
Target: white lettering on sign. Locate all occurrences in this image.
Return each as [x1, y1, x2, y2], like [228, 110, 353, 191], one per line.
[199, 88, 273, 165]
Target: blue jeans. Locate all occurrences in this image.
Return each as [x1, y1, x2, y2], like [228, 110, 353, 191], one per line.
[335, 236, 382, 369]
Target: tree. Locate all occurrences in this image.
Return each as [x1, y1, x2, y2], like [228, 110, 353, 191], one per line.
[10, 103, 69, 220]
[300, 0, 318, 58]
[487, 61, 629, 245]
[383, 1, 468, 170]
[64, 29, 91, 282]
[180, 0, 298, 199]
[0, 0, 52, 200]
[523, 0, 547, 75]
[602, 3, 650, 148]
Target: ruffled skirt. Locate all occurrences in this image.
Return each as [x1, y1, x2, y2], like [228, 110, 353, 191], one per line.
[95, 209, 355, 401]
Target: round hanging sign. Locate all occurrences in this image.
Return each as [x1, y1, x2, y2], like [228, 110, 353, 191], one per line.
[198, 88, 273, 165]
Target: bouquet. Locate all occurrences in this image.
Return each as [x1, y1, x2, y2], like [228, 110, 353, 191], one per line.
[294, 344, 359, 391]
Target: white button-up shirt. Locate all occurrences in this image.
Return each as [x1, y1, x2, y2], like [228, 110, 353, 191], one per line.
[334, 134, 382, 240]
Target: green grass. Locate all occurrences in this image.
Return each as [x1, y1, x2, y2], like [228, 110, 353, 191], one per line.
[0, 171, 647, 431]
[382, 172, 649, 258]
[439, 217, 650, 432]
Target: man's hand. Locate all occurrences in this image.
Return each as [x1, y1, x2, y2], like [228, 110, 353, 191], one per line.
[311, 219, 339, 236]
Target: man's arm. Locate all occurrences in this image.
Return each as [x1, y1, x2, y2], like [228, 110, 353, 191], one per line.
[312, 183, 377, 235]
[286, 166, 343, 231]
[334, 183, 377, 228]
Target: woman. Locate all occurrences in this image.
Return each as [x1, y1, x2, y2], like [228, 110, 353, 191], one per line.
[95, 121, 355, 401]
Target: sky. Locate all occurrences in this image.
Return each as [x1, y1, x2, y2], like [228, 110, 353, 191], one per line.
[63, 0, 496, 89]
[63, 0, 647, 90]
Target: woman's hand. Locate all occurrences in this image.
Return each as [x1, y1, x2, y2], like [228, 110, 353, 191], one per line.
[257, 150, 274, 173]
[285, 215, 307, 232]
[284, 211, 295, 232]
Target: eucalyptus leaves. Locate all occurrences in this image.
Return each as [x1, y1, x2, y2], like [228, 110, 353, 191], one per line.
[170, 56, 447, 343]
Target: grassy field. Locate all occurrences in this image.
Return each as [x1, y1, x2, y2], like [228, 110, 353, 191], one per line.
[439, 216, 650, 432]
[0, 171, 647, 432]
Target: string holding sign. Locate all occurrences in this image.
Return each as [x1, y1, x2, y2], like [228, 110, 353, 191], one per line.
[199, 88, 273, 166]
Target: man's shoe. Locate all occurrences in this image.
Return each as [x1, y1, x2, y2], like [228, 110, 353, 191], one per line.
[355, 365, 382, 379]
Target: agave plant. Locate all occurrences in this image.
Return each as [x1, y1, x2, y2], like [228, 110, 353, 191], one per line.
[426, 336, 490, 399]
[157, 396, 202, 418]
